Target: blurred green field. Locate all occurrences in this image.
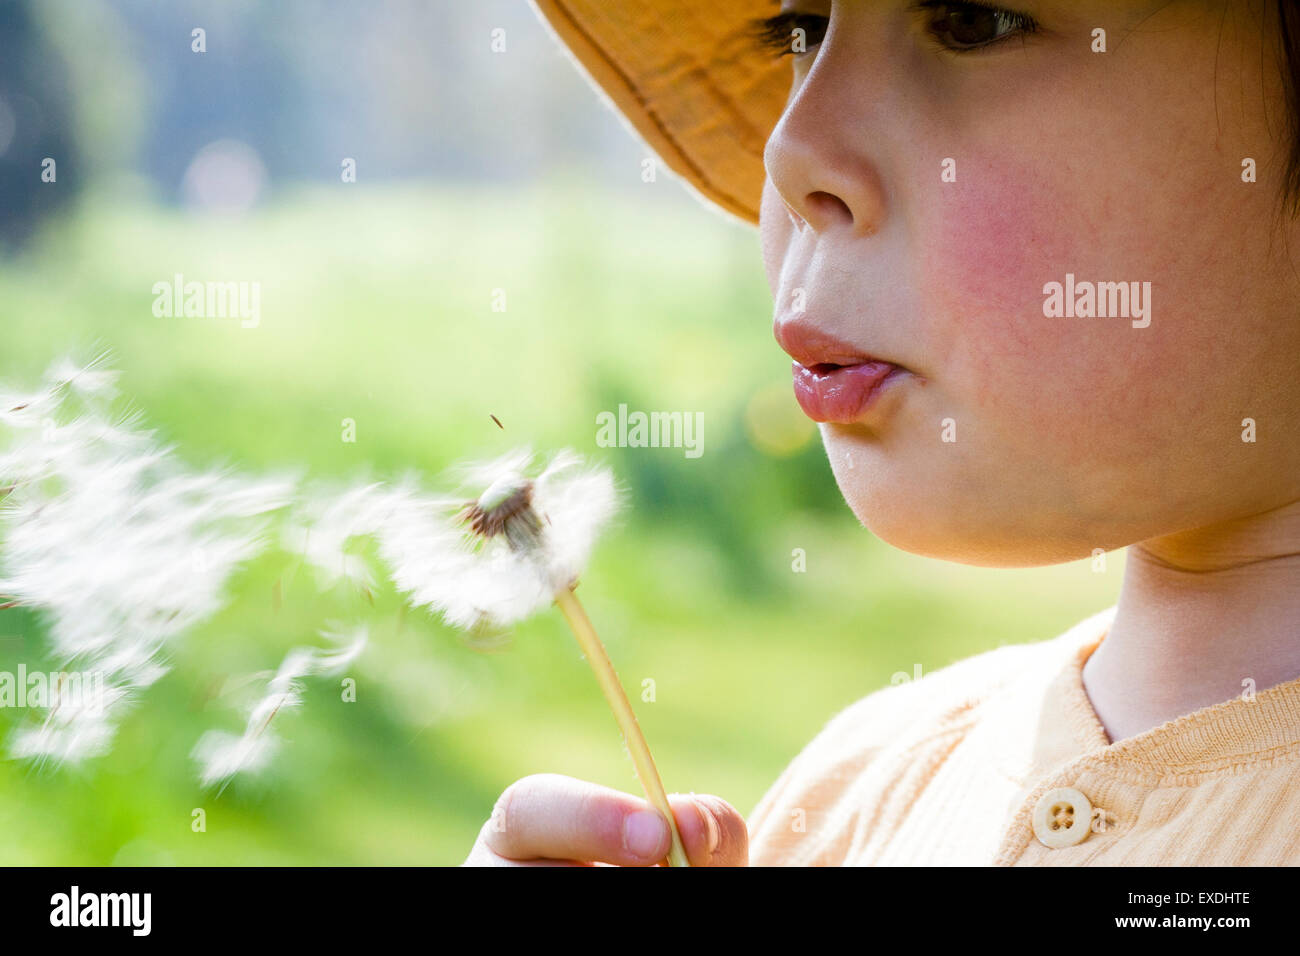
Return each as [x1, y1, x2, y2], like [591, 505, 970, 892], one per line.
[0, 178, 1122, 864]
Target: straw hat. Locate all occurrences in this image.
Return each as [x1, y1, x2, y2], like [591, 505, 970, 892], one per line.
[529, 0, 787, 227]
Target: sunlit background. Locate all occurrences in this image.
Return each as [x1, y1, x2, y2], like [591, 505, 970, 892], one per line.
[0, 0, 1122, 864]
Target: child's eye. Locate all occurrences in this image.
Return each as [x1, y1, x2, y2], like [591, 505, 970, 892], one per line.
[746, 3, 1038, 60]
[914, 1, 1038, 52]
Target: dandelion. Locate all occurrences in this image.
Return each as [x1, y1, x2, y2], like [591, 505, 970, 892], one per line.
[397, 447, 690, 867]
[1, 355, 684, 824]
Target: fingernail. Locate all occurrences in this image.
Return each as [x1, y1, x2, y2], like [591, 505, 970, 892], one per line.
[695, 799, 721, 857]
[623, 810, 668, 860]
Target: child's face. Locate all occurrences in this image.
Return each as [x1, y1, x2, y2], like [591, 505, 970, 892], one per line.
[761, 1, 1300, 566]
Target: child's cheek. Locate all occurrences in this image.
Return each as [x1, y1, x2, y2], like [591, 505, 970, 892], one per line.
[916, 162, 1102, 405]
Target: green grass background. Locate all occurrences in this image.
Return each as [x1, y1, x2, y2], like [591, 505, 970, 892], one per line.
[0, 177, 1122, 864]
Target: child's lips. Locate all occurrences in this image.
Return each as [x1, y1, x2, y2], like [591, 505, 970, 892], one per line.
[774, 314, 913, 423]
[791, 360, 907, 424]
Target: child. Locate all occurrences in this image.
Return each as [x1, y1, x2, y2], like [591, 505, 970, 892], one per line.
[462, 1, 1300, 865]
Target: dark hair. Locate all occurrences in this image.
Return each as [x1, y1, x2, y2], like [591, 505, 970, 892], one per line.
[1278, 2, 1300, 215]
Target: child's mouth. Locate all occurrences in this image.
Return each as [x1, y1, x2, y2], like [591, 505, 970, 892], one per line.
[791, 360, 906, 424]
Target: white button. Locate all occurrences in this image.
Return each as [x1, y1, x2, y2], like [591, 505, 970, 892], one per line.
[1032, 787, 1093, 849]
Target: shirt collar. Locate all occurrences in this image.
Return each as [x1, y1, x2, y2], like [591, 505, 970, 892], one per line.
[1048, 606, 1300, 781]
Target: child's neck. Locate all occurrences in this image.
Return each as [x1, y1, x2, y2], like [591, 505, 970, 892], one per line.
[1081, 498, 1300, 743]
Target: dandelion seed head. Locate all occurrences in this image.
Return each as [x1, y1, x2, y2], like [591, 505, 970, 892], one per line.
[475, 471, 529, 514]
[383, 447, 618, 631]
[459, 480, 544, 555]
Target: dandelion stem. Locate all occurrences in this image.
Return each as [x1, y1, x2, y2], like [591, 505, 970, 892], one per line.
[553, 584, 689, 868]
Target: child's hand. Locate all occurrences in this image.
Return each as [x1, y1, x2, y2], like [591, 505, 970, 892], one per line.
[462, 772, 748, 866]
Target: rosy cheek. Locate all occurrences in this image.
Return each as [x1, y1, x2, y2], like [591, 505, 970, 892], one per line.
[928, 165, 1072, 328]
[917, 158, 1095, 386]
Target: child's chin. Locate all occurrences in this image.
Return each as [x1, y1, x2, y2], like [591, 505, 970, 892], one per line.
[843, 492, 1105, 569]
[824, 435, 1120, 567]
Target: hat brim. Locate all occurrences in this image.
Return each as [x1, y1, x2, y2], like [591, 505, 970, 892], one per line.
[530, 0, 787, 226]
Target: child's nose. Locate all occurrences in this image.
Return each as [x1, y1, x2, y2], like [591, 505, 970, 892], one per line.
[763, 112, 885, 239]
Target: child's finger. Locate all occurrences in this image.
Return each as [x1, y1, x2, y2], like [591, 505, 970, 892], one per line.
[667, 793, 749, 867]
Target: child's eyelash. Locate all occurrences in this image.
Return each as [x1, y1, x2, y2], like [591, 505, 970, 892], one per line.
[913, 0, 1039, 53]
[745, 2, 1039, 59]
[744, 10, 827, 58]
